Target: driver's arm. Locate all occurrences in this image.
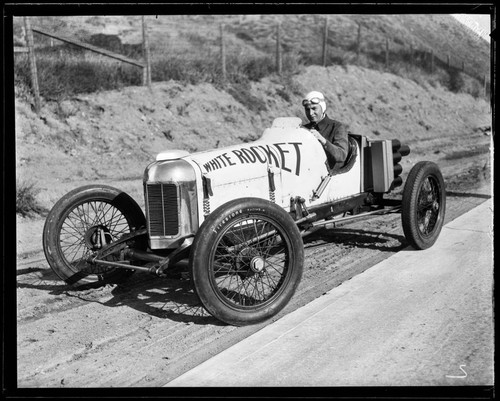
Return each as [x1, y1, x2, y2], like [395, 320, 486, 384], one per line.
[320, 122, 349, 168]
[311, 121, 349, 169]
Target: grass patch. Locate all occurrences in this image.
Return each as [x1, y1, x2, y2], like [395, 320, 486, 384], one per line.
[16, 180, 48, 218]
[15, 52, 142, 100]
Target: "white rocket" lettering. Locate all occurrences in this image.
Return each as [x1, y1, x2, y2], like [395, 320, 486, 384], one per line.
[203, 142, 303, 176]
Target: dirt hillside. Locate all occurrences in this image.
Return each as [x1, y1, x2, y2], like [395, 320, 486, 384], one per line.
[16, 64, 491, 213]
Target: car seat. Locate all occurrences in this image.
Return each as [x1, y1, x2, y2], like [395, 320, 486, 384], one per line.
[329, 135, 359, 176]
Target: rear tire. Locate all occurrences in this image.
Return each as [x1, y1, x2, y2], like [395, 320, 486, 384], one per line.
[190, 198, 304, 326]
[43, 185, 146, 287]
[402, 161, 446, 250]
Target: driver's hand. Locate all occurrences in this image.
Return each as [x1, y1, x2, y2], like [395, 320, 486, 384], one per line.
[310, 129, 327, 145]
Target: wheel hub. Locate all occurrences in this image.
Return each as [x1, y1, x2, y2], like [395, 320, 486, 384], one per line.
[250, 256, 266, 273]
[84, 225, 113, 251]
[236, 247, 266, 277]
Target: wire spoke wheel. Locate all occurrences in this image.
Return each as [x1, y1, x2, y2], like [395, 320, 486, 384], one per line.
[415, 177, 441, 236]
[211, 217, 290, 308]
[43, 185, 146, 286]
[190, 198, 304, 326]
[402, 161, 446, 250]
[59, 200, 132, 276]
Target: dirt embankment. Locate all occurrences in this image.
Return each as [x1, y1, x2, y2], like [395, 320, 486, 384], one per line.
[16, 65, 491, 211]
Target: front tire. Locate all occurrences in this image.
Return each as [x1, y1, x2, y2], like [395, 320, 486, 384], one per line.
[43, 185, 146, 287]
[190, 198, 304, 326]
[402, 161, 446, 250]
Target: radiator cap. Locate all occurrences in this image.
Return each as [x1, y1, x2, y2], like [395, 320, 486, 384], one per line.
[156, 149, 190, 161]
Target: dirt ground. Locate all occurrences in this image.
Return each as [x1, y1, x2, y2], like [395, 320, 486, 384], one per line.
[13, 65, 492, 387]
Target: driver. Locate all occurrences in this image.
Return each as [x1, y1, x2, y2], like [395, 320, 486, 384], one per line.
[301, 91, 349, 170]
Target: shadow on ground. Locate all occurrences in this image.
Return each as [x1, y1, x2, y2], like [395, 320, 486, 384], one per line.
[17, 225, 411, 326]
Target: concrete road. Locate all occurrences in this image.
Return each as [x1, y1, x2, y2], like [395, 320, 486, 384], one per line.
[166, 198, 494, 387]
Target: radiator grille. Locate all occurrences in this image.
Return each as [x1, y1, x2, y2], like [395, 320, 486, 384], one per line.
[146, 183, 179, 236]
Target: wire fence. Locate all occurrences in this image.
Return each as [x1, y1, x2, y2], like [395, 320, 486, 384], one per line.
[15, 15, 490, 113]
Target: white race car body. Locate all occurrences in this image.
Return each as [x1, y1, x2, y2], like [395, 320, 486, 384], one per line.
[144, 117, 369, 249]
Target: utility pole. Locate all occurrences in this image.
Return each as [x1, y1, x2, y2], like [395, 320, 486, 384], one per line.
[24, 17, 41, 113]
[142, 16, 152, 87]
[322, 17, 328, 66]
[276, 22, 282, 75]
[220, 23, 227, 81]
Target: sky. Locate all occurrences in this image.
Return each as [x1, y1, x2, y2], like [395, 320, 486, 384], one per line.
[451, 14, 491, 42]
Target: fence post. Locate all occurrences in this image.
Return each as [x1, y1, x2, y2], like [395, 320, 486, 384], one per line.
[142, 16, 152, 87]
[385, 37, 389, 70]
[356, 23, 362, 61]
[322, 17, 328, 66]
[23, 17, 41, 114]
[220, 23, 227, 81]
[276, 22, 282, 75]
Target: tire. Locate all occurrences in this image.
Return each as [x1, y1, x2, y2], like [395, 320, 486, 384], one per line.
[43, 185, 147, 287]
[402, 161, 446, 250]
[190, 197, 304, 326]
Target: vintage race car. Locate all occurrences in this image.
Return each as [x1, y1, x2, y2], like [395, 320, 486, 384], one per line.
[43, 117, 446, 326]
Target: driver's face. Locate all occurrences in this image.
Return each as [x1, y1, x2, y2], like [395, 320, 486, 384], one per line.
[304, 104, 323, 123]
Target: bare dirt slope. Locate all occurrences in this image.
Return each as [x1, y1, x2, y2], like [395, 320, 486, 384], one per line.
[15, 65, 492, 387]
[16, 65, 490, 215]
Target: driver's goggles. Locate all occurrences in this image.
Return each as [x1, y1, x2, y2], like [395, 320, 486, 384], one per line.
[302, 97, 323, 106]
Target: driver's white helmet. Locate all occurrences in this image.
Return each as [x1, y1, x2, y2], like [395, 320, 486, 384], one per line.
[302, 91, 327, 116]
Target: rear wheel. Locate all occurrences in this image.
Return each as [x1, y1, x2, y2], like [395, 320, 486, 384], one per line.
[402, 161, 446, 250]
[190, 198, 304, 326]
[43, 185, 146, 287]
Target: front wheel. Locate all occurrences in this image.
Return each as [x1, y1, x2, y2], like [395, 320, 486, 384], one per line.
[43, 185, 147, 287]
[402, 161, 446, 250]
[190, 198, 304, 326]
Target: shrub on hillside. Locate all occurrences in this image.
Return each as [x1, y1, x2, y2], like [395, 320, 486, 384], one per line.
[153, 52, 302, 86]
[15, 53, 142, 99]
[443, 69, 483, 98]
[281, 50, 305, 74]
[14, 57, 36, 93]
[234, 55, 275, 81]
[16, 180, 48, 218]
[39, 59, 141, 97]
[14, 60, 33, 102]
[152, 56, 218, 84]
[455, 73, 485, 99]
[448, 68, 465, 93]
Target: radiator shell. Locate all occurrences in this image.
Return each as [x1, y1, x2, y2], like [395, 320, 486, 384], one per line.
[143, 159, 198, 249]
